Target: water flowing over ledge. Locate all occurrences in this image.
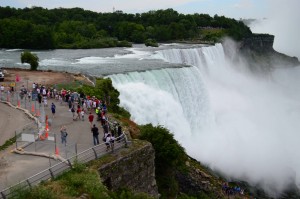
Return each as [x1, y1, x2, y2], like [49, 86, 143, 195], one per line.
[109, 44, 300, 197]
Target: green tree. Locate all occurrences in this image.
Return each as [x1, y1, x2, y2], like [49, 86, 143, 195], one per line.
[139, 124, 187, 198]
[76, 78, 130, 118]
[21, 51, 39, 70]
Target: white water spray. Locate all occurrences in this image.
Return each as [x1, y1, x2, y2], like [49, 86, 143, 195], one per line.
[109, 44, 300, 197]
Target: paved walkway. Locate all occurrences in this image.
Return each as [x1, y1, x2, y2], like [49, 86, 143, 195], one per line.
[0, 98, 104, 191]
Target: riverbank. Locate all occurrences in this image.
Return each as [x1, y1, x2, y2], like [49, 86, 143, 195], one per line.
[1, 68, 93, 89]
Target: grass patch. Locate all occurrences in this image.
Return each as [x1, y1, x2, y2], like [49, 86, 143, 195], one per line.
[0, 136, 16, 151]
[10, 163, 110, 199]
[55, 80, 83, 91]
[200, 28, 226, 42]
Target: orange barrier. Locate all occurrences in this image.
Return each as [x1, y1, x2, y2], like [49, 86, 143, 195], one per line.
[45, 121, 49, 132]
[31, 103, 35, 113]
[55, 147, 59, 155]
[35, 109, 40, 116]
[45, 115, 49, 138]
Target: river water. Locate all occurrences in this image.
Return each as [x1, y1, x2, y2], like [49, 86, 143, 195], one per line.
[0, 44, 201, 76]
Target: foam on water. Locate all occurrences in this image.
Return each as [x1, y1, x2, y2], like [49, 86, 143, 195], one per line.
[109, 44, 300, 197]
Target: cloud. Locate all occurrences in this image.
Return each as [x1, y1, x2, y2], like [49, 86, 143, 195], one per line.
[233, 0, 253, 8]
[250, 0, 300, 59]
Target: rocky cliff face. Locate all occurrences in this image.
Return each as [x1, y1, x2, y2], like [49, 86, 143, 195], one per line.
[241, 34, 275, 52]
[98, 141, 159, 198]
[237, 34, 299, 72]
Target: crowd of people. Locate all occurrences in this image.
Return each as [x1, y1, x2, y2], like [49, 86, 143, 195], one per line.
[57, 87, 122, 150]
[222, 182, 244, 196]
[14, 82, 123, 150]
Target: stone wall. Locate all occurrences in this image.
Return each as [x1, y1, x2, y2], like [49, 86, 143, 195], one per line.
[98, 141, 159, 197]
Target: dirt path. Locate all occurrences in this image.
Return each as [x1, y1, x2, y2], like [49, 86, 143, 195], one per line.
[0, 68, 96, 191]
[0, 103, 32, 146]
[1, 68, 92, 90]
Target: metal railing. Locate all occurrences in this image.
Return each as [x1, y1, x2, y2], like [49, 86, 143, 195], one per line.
[0, 91, 46, 124]
[0, 133, 129, 199]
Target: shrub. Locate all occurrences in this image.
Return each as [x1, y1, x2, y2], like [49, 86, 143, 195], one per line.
[21, 50, 39, 70]
[138, 124, 187, 198]
[76, 78, 130, 118]
[144, 39, 158, 47]
[117, 40, 132, 47]
[139, 124, 186, 170]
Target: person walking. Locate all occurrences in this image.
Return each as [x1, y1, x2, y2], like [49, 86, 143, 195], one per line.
[51, 102, 56, 118]
[38, 93, 42, 105]
[71, 104, 75, 120]
[105, 133, 112, 151]
[88, 112, 94, 127]
[76, 105, 81, 120]
[81, 109, 85, 121]
[60, 126, 68, 146]
[91, 124, 99, 145]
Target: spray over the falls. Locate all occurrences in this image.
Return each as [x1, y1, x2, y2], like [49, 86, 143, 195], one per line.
[109, 44, 300, 197]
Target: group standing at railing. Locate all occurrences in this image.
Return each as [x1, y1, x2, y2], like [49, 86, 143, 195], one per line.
[1, 81, 125, 151]
[55, 87, 123, 151]
[0, 82, 130, 199]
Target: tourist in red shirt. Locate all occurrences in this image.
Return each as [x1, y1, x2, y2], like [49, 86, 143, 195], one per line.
[88, 112, 94, 127]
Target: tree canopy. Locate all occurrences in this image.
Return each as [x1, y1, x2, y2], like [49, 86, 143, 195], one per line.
[0, 6, 252, 49]
[20, 51, 39, 70]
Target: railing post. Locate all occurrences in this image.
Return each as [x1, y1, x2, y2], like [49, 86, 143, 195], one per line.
[49, 168, 54, 179]
[26, 179, 32, 189]
[91, 148, 98, 159]
[24, 95, 27, 109]
[123, 132, 128, 148]
[75, 143, 78, 156]
[67, 160, 73, 168]
[15, 131, 17, 149]
[1, 191, 6, 199]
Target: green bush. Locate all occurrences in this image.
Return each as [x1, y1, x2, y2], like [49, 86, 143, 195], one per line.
[117, 40, 132, 47]
[109, 188, 154, 199]
[76, 78, 130, 118]
[139, 124, 186, 170]
[20, 50, 39, 70]
[138, 124, 187, 198]
[145, 39, 158, 47]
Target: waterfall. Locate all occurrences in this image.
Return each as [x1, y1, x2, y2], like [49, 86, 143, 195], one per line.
[109, 66, 211, 142]
[109, 44, 300, 197]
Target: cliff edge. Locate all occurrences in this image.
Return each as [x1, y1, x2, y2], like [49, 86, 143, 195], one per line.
[238, 34, 300, 72]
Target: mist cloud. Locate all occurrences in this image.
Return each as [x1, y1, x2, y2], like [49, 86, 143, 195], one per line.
[250, 0, 300, 59]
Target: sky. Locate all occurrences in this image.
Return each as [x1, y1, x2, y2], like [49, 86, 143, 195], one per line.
[0, 0, 269, 19]
[1, 0, 300, 58]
